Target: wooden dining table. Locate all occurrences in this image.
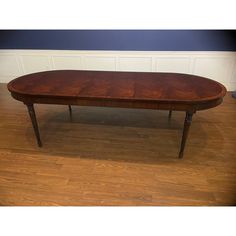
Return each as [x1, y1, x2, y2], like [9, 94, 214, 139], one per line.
[7, 70, 226, 158]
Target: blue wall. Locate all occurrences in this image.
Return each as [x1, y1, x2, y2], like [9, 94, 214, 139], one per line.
[0, 30, 235, 51]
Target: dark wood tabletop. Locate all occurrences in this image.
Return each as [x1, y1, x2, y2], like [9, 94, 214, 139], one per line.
[7, 70, 227, 158]
[8, 70, 226, 106]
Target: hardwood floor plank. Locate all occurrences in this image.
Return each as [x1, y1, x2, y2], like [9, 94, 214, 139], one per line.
[0, 83, 236, 205]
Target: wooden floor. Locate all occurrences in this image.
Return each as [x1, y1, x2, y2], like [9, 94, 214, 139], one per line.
[0, 83, 236, 206]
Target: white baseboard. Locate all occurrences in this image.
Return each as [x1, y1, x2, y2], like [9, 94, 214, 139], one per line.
[0, 50, 236, 91]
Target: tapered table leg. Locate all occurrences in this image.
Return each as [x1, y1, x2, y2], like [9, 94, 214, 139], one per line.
[68, 105, 72, 120]
[178, 111, 194, 159]
[26, 104, 42, 147]
[168, 110, 172, 119]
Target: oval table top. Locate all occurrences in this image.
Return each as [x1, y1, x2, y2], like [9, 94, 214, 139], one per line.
[8, 70, 226, 105]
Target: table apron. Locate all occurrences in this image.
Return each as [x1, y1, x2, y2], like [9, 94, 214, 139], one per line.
[11, 93, 223, 112]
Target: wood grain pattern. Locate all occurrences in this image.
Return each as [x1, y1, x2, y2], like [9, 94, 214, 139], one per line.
[0, 83, 236, 206]
[8, 70, 226, 109]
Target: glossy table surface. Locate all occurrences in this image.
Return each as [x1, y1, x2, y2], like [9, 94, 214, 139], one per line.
[8, 70, 226, 105]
